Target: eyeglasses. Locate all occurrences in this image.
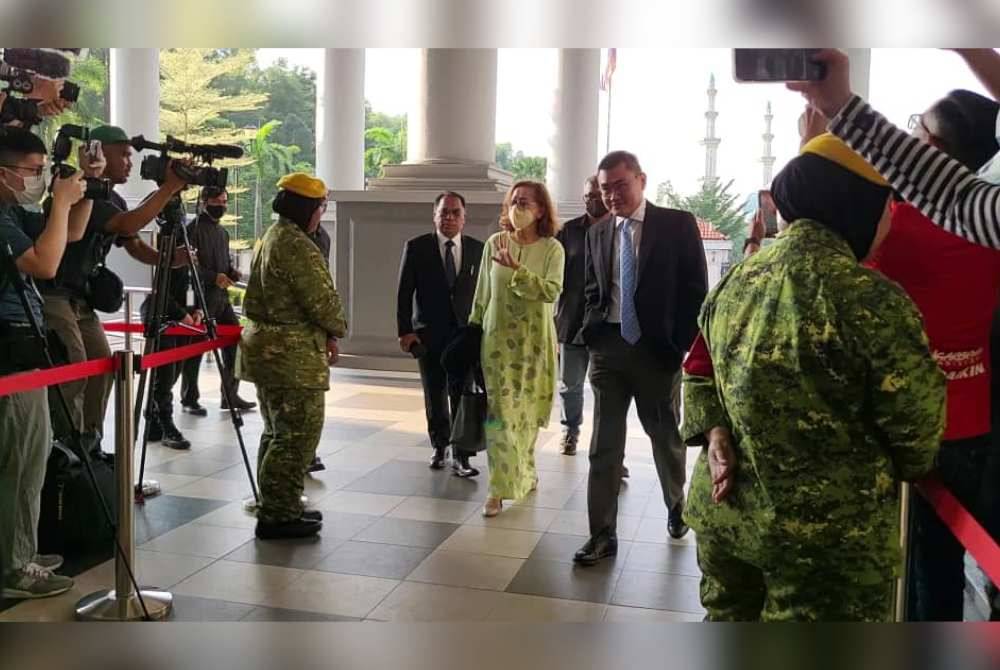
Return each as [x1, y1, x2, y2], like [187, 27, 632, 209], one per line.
[907, 113, 930, 134]
[0, 164, 44, 177]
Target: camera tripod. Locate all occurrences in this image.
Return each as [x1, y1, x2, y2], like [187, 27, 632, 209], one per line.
[0, 242, 152, 619]
[132, 193, 259, 505]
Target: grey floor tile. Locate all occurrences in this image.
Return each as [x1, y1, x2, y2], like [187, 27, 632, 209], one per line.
[343, 472, 427, 497]
[241, 606, 360, 621]
[624, 542, 701, 577]
[323, 419, 395, 441]
[223, 534, 347, 570]
[166, 594, 257, 621]
[134, 495, 230, 544]
[611, 570, 705, 614]
[506, 558, 623, 604]
[148, 456, 233, 477]
[422, 475, 489, 502]
[354, 517, 459, 549]
[314, 541, 432, 579]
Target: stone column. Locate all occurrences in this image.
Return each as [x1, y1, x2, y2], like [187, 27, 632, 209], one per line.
[369, 48, 510, 191]
[546, 49, 600, 219]
[316, 49, 366, 191]
[108, 48, 161, 289]
[109, 48, 160, 205]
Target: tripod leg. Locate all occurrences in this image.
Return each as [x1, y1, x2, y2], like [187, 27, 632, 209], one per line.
[213, 345, 260, 502]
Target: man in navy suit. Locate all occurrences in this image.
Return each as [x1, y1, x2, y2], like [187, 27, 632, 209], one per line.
[397, 192, 484, 477]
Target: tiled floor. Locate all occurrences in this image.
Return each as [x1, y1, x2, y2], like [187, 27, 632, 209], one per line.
[0, 364, 710, 622]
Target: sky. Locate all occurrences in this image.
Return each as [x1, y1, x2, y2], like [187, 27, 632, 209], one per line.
[257, 48, 991, 202]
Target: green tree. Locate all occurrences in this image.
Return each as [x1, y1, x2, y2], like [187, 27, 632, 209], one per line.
[494, 142, 547, 181]
[247, 120, 302, 239]
[38, 49, 110, 153]
[364, 101, 406, 179]
[658, 178, 748, 258]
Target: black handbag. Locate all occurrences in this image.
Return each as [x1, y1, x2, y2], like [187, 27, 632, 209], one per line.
[84, 264, 125, 313]
[450, 367, 488, 454]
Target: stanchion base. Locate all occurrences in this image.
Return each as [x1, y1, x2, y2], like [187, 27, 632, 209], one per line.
[75, 588, 173, 621]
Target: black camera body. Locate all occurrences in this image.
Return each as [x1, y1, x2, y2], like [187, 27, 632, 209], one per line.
[139, 153, 228, 190]
[51, 124, 111, 200]
[0, 96, 40, 127]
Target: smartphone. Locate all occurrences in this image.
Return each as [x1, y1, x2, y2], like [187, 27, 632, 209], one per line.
[733, 49, 826, 83]
[85, 139, 102, 161]
[758, 190, 779, 238]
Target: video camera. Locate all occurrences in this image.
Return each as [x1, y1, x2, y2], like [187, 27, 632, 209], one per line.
[0, 49, 83, 127]
[130, 135, 243, 190]
[51, 124, 111, 200]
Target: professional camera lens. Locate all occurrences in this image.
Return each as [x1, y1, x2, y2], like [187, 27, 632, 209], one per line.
[0, 96, 41, 127]
[60, 81, 80, 103]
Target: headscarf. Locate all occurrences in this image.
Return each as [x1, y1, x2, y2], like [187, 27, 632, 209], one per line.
[272, 172, 328, 228]
[770, 133, 891, 260]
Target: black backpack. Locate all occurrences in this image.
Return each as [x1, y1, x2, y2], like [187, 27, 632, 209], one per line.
[37, 440, 117, 560]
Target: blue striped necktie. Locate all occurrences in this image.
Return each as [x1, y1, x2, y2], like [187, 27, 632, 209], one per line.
[619, 218, 641, 345]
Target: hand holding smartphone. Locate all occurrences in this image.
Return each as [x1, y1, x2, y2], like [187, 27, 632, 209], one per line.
[758, 190, 779, 238]
[733, 49, 826, 83]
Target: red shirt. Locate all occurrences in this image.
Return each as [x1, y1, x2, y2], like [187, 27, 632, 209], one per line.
[868, 202, 1000, 440]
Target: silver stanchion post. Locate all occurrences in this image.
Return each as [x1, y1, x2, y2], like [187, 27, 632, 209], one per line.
[894, 482, 912, 622]
[75, 350, 173, 621]
[124, 292, 133, 352]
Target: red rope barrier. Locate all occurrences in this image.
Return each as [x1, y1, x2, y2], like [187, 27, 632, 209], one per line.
[139, 336, 239, 371]
[102, 322, 243, 338]
[0, 357, 117, 397]
[917, 476, 1000, 588]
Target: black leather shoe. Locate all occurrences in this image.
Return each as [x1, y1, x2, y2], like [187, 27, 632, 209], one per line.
[222, 395, 257, 411]
[573, 534, 618, 566]
[560, 433, 578, 456]
[307, 456, 326, 473]
[302, 509, 324, 522]
[182, 402, 208, 417]
[429, 446, 447, 470]
[451, 453, 479, 478]
[255, 518, 322, 540]
[668, 501, 689, 540]
[147, 422, 163, 442]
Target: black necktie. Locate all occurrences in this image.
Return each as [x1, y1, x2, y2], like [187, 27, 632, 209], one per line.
[444, 240, 457, 289]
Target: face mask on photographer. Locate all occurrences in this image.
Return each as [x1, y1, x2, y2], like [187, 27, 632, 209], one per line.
[1, 168, 46, 206]
[509, 206, 536, 231]
[205, 204, 226, 220]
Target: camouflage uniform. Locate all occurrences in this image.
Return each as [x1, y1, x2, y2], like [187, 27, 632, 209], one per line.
[236, 217, 347, 524]
[682, 220, 946, 622]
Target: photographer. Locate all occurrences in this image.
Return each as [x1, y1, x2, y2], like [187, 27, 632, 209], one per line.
[180, 187, 255, 415]
[39, 125, 190, 447]
[0, 126, 85, 599]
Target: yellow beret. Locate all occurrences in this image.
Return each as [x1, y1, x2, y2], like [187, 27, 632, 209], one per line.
[800, 133, 889, 187]
[276, 172, 328, 199]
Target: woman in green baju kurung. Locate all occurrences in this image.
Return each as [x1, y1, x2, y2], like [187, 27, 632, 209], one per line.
[469, 181, 565, 517]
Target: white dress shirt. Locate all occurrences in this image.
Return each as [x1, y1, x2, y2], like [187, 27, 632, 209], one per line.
[436, 230, 462, 273]
[608, 199, 647, 324]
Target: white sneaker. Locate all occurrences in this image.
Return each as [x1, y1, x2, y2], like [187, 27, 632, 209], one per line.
[31, 554, 64, 572]
[3, 564, 74, 599]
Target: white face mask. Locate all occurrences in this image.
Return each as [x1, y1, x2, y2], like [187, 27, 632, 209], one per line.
[510, 206, 536, 231]
[3, 169, 46, 206]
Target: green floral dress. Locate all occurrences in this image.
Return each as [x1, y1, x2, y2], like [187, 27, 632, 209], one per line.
[469, 232, 565, 499]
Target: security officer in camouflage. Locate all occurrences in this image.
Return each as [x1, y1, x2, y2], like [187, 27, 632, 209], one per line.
[236, 173, 347, 540]
[682, 135, 946, 622]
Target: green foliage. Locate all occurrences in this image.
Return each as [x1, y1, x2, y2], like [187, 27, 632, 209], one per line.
[38, 49, 110, 151]
[364, 101, 407, 179]
[495, 142, 547, 181]
[657, 178, 748, 259]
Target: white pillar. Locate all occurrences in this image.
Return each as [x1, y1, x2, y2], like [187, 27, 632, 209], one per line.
[546, 49, 600, 219]
[847, 48, 872, 101]
[316, 49, 366, 191]
[109, 48, 160, 205]
[370, 48, 508, 191]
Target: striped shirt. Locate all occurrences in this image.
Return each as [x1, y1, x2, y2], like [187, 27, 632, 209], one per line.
[830, 95, 1000, 250]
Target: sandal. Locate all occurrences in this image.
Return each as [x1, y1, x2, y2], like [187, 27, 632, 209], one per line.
[483, 496, 503, 517]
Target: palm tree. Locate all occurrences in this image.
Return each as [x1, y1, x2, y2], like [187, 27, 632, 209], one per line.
[246, 120, 300, 240]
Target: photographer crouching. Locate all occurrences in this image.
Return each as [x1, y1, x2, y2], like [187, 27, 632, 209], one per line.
[38, 125, 191, 455]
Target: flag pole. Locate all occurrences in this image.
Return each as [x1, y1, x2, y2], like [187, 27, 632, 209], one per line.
[606, 76, 612, 154]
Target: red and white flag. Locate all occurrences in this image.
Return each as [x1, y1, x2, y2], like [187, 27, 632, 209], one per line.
[600, 48, 617, 91]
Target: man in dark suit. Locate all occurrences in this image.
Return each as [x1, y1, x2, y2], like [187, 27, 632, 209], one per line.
[555, 175, 610, 456]
[574, 151, 708, 565]
[397, 191, 484, 477]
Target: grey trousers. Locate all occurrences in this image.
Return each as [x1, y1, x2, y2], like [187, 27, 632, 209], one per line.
[586, 326, 686, 538]
[0, 386, 51, 575]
